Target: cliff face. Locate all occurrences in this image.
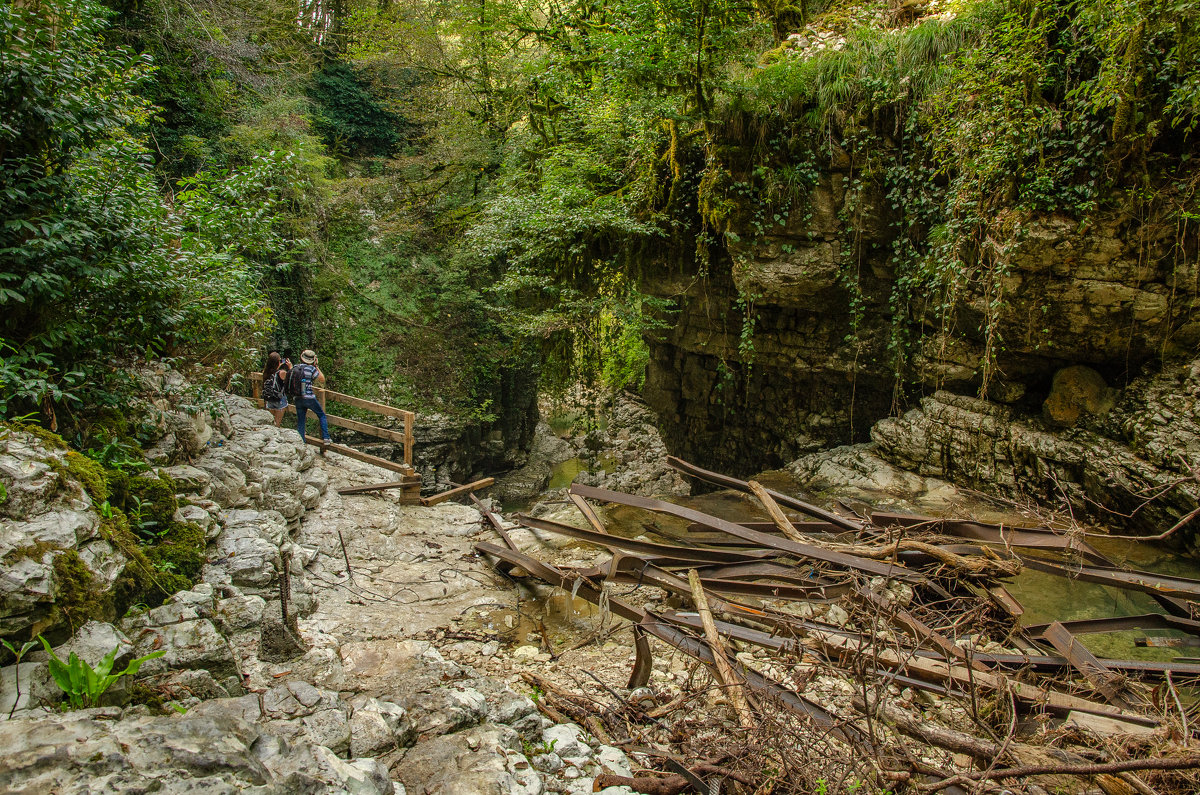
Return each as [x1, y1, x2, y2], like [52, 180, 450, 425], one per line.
[642, 159, 1200, 530]
[644, 171, 896, 472]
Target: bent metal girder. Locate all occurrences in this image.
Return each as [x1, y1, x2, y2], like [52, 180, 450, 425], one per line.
[472, 541, 873, 752]
[569, 483, 929, 585]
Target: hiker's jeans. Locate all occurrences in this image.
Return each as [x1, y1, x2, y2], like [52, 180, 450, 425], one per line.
[295, 397, 330, 441]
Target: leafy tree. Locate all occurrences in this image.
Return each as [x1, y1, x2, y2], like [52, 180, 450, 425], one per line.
[0, 0, 293, 423]
[309, 61, 409, 156]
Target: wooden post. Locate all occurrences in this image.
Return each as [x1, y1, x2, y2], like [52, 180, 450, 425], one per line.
[748, 480, 807, 544]
[404, 412, 414, 467]
[687, 569, 755, 729]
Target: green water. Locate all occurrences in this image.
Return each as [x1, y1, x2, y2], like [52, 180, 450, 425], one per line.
[547, 454, 617, 490]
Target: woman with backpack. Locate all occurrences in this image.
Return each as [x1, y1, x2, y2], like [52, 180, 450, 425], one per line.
[261, 351, 291, 426]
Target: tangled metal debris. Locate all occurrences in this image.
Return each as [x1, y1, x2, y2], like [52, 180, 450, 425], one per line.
[473, 458, 1200, 794]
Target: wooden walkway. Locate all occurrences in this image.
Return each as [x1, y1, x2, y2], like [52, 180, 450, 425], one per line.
[251, 372, 421, 503]
[250, 372, 493, 506]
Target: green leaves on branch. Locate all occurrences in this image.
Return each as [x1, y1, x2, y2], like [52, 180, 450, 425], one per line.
[0, 0, 312, 421]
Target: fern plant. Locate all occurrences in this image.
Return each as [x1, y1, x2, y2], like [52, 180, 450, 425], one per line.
[38, 636, 165, 710]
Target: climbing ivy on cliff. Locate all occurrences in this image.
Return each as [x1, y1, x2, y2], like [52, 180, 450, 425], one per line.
[713, 0, 1200, 400]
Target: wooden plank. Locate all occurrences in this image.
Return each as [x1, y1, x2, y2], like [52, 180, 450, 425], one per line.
[1044, 621, 1144, 710]
[259, 400, 409, 444]
[338, 476, 422, 496]
[316, 388, 415, 422]
[1064, 711, 1156, 737]
[667, 455, 864, 532]
[404, 413, 414, 467]
[303, 435, 413, 476]
[687, 568, 755, 729]
[420, 477, 495, 507]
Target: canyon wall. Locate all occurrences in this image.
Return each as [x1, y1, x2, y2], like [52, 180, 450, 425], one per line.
[642, 162, 1200, 532]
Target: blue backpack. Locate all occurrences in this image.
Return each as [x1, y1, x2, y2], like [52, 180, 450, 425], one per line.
[288, 363, 319, 399]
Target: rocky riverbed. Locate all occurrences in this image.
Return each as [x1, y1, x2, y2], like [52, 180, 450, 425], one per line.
[0, 376, 659, 795]
[4, 368, 1197, 795]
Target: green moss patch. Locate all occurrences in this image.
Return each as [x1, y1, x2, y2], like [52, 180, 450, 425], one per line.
[145, 522, 206, 581]
[6, 421, 68, 451]
[63, 451, 108, 503]
[101, 513, 192, 617]
[51, 549, 114, 634]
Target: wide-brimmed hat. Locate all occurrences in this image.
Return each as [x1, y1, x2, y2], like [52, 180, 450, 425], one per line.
[300, 349, 317, 364]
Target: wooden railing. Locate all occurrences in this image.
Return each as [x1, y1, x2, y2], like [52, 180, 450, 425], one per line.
[248, 372, 415, 470]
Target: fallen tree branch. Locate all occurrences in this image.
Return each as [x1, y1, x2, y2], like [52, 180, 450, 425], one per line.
[687, 568, 755, 729]
[917, 755, 1200, 793]
[594, 762, 756, 794]
[837, 538, 1022, 578]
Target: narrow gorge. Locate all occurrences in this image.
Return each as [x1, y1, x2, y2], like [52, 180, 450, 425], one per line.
[3, 0, 1200, 791]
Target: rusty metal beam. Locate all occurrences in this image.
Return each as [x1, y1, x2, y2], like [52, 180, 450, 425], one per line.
[1018, 557, 1200, 604]
[872, 512, 1110, 563]
[638, 613, 875, 753]
[1023, 613, 1200, 639]
[570, 484, 927, 584]
[666, 456, 865, 532]
[517, 514, 775, 563]
[1043, 621, 1145, 710]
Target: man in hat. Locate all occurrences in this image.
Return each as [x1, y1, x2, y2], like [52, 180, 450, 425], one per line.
[289, 349, 332, 444]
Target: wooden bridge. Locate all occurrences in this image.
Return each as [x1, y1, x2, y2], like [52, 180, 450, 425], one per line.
[248, 373, 493, 506]
[249, 372, 422, 502]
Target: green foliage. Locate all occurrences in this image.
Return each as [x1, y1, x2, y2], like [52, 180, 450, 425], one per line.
[84, 437, 147, 475]
[0, 0, 323, 424]
[309, 62, 408, 157]
[707, 0, 1200, 397]
[1, 638, 37, 718]
[449, 0, 775, 391]
[38, 635, 165, 710]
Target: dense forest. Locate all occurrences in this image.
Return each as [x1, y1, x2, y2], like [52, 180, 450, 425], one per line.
[2, 0, 1198, 437]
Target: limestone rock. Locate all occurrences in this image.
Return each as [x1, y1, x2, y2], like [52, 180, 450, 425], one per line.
[215, 594, 267, 632]
[396, 723, 543, 795]
[350, 706, 395, 757]
[542, 723, 592, 760]
[1043, 365, 1116, 427]
[31, 620, 134, 670]
[0, 660, 59, 715]
[0, 712, 394, 794]
[130, 618, 240, 680]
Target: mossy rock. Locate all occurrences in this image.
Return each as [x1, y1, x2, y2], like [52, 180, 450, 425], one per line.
[127, 473, 179, 532]
[51, 549, 115, 636]
[100, 514, 192, 617]
[105, 469, 132, 511]
[6, 421, 68, 451]
[145, 522, 206, 581]
[62, 451, 108, 503]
